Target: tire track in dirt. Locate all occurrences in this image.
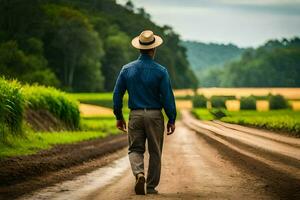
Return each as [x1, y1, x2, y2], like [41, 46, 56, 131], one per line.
[182, 110, 300, 199]
[85, 122, 276, 200]
[0, 134, 128, 199]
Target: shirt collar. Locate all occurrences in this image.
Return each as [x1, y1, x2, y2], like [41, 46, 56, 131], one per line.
[138, 53, 153, 61]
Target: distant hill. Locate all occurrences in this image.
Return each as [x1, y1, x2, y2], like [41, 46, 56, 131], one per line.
[182, 41, 244, 71]
[181, 41, 244, 86]
[182, 38, 300, 87]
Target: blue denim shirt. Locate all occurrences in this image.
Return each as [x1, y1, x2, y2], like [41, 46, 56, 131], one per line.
[113, 53, 177, 124]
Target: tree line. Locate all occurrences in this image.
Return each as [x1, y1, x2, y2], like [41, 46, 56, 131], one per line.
[0, 0, 198, 92]
[182, 41, 244, 87]
[201, 38, 300, 87]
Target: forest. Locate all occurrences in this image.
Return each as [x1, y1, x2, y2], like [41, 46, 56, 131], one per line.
[0, 0, 198, 92]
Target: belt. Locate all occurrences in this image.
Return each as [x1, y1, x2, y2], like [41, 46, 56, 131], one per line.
[131, 108, 161, 111]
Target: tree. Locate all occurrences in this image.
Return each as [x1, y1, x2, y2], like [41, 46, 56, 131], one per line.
[0, 40, 59, 86]
[137, 8, 150, 19]
[0, 0, 199, 91]
[125, 0, 134, 11]
[102, 31, 134, 91]
[220, 38, 300, 87]
[44, 5, 104, 91]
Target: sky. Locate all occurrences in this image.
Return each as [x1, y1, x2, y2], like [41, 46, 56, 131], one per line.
[117, 0, 300, 47]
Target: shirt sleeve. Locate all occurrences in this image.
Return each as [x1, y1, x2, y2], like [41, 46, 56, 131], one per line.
[113, 69, 126, 120]
[159, 69, 177, 124]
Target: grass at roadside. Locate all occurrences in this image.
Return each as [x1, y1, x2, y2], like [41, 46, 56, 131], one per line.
[222, 110, 300, 136]
[68, 93, 113, 101]
[192, 108, 300, 136]
[68, 92, 126, 108]
[0, 115, 121, 158]
[0, 130, 119, 158]
[192, 109, 215, 120]
[81, 116, 118, 133]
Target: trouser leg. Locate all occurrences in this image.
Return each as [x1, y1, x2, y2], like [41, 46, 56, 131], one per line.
[144, 111, 165, 189]
[128, 111, 146, 176]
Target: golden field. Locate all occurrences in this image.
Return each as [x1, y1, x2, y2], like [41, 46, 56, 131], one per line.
[80, 103, 113, 117]
[174, 88, 300, 100]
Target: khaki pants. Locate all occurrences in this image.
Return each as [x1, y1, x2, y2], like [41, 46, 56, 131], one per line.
[128, 109, 165, 189]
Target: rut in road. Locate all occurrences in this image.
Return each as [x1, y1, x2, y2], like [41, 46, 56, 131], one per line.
[87, 121, 274, 200]
[182, 110, 300, 200]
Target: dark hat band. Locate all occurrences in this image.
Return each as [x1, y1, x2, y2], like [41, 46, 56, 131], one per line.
[139, 37, 156, 45]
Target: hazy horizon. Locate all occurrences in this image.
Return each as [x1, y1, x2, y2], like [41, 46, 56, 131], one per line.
[117, 0, 300, 48]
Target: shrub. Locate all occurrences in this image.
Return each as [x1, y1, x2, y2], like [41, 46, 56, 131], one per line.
[0, 78, 24, 140]
[209, 109, 226, 119]
[240, 96, 256, 110]
[251, 95, 269, 100]
[23, 85, 80, 129]
[192, 109, 215, 120]
[193, 94, 207, 108]
[176, 95, 192, 100]
[211, 96, 235, 108]
[269, 95, 288, 110]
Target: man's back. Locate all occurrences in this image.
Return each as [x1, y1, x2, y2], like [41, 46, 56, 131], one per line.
[113, 53, 176, 124]
[122, 54, 167, 109]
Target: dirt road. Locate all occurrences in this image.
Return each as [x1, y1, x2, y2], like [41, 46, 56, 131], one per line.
[18, 110, 300, 200]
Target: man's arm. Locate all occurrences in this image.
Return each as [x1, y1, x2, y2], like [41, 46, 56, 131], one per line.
[113, 69, 127, 132]
[159, 69, 176, 135]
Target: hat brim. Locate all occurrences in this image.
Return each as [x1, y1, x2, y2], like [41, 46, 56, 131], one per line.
[131, 35, 163, 49]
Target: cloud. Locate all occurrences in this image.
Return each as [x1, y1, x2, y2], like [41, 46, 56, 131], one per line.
[123, 0, 300, 15]
[117, 0, 300, 47]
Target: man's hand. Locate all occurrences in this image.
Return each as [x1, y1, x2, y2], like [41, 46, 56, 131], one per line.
[167, 123, 175, 135]
[116, 119, 127, 133]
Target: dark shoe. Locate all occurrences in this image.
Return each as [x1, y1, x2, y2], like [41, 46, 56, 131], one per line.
[135, 173, 145, 195]
[147, 188, 158, 194]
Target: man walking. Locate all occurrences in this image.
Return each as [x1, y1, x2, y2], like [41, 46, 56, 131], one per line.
[113, 30, 176, 195]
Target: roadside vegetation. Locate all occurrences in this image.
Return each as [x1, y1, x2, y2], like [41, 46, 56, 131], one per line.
[193, 109, 300, 136]
[221, 110, 300, 136]
[24, 85, 80, 129]
[0, 131, 115, 158]
[0, 78, 24, 140]
[192, 94, 300, 136]
[0, 78, 120, 158]
[68, 92, 127, 108]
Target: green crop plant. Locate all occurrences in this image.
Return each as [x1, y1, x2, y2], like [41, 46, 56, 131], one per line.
[0, 77, 24, 140]
[221, 110, 300, 136]
[23, 85, 80, 129]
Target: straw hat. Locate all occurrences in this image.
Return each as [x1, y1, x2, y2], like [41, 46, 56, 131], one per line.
[131, 30, 163, 49]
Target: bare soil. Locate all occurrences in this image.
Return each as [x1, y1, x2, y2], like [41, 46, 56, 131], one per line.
[0, 134, 127, 199]
[25, 109, 67, 131]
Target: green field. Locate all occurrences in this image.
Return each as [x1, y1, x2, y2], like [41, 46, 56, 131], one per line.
[68, 93, 126, 108]
[192, 109, 215, 121]
[0, 115, 120, 158]
[81, 116, 118, 133]
[0, 130, 118, 158]
[192, 109, 300, 136]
